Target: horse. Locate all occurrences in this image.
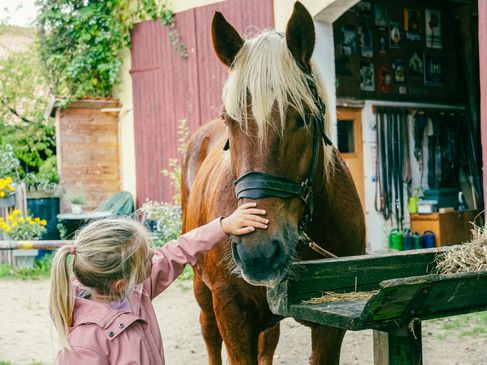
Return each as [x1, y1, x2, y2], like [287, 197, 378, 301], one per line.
[181, 2, 365, 364]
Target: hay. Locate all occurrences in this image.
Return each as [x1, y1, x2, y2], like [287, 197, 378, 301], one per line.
[302, 290, 379, 304]
[435, 224, 487, 274]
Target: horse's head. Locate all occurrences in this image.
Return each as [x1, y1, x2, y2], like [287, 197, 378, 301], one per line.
[212, 2, 333, 287]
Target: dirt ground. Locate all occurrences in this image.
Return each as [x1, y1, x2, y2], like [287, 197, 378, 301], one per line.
[0, 278, 486, 365]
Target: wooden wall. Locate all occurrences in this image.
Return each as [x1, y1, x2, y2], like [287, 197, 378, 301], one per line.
[55, 99, 121, 212]
[130, 0, 274, 205]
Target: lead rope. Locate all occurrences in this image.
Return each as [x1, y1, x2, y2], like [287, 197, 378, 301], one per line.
[299, 231, 337, 258]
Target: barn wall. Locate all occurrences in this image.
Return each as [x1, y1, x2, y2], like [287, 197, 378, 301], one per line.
[130, 0, 274, 205]
[55, 99, 121, 212]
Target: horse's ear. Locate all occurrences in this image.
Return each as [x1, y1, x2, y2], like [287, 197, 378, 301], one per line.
[211, 11, 244, 67]
[286, 2, 315, 71]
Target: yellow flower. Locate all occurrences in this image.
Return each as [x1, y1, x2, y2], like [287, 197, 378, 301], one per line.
[12, 222, 18, 227]
[35, 217, 40, 222]
[8, 186, 14, 191]
[18, 217, 24, 223]
[7, 215, 14, 221]
[0, 191, 5, 197]
[5, 176, 12, 183]
[13, 209, 20, 216]
[26, 217, 32, 222]
[29, 221, 35, 225]
[41, 219, 47, 226]
[5, 226, 11, 233]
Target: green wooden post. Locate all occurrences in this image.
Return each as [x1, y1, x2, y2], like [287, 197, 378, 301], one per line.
[373, 321, 422, 365]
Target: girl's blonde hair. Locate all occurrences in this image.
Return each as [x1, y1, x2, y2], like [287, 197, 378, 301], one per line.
[50, 217, 151, 349]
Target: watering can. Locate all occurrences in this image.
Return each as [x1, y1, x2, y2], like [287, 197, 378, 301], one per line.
[402, 229, 412, 250]
[388, 228, 403, 251]
[412, 232, 422, 250]
[422, 230, 436, 248]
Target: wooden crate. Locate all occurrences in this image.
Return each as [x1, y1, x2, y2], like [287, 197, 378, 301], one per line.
[410, 210, 478, 246]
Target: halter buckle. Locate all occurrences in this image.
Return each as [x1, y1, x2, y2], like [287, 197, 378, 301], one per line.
[301, 179, 313, 204]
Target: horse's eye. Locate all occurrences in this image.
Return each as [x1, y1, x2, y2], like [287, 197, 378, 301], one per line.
[296, 113, 312, 128]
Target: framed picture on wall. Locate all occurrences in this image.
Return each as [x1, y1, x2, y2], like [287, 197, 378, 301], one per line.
[378, 64, 393, 93]
[404, 8, 421, 42]
[359, 26, 373, 58]
[341, 25, 357, 55]
[374, 5, 388, 30]
[408, 51, 424, 78]
[424, 53, 443, 85]
[425, 9, 442, 49]
[360, 63, 375, 91]
[392, 59, 406, 83]
[355, 1, 372, 22]
[389, 21, 401, 49]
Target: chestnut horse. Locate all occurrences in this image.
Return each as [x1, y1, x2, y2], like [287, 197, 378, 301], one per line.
[182, 2, 365, 364]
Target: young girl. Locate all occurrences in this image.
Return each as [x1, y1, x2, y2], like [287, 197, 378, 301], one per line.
[50, 202, 268, 364]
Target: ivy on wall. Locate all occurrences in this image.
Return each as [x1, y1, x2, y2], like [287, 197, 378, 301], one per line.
[36, 0, 187, 99]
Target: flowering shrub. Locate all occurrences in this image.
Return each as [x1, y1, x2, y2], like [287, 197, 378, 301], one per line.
[0, 176, 15, 198]
[0, 145, 20, 179]
[0, 209, 47, 240]
[140, 200, 182, 247]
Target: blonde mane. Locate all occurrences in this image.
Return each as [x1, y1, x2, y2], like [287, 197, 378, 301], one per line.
[222, 30, 333, 173]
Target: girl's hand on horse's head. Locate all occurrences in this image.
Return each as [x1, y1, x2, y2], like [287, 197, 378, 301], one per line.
[221, 202, 269, 235]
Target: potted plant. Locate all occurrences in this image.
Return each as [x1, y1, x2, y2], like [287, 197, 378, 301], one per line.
[24, 156, 62, 239]
[68, 194, 86, 214]
[0, 209, 47, 268]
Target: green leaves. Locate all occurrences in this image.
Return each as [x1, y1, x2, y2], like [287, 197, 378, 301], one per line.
[36, 0, 187, 99]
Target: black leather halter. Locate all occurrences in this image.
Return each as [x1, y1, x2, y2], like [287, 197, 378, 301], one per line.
[228, 75, 332, 230]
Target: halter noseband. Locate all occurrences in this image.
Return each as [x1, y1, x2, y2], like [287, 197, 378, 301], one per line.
[230, 75, 332, 230]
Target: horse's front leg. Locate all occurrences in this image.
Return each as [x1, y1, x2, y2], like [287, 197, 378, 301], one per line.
[194, 274, 223, 365]
[212, 291, 260, 365]
[258, 323, 280, 365]
[309, 324, 346, 365]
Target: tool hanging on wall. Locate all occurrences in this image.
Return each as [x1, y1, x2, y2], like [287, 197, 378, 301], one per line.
[375, 107, 410, 229]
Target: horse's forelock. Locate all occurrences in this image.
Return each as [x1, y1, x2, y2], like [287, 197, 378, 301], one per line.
[222, 30, 333, 174]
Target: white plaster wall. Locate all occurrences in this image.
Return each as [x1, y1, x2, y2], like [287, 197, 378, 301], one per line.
[114, 48, 137, 198]
[313, 21, 337, 143]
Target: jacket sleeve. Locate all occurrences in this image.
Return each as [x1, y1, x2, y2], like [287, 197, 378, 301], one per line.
[57, 346, 108, 365]
[148, 218, 228, 299]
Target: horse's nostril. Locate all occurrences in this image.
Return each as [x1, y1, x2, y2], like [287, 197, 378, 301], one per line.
[231, 241, 242, 265]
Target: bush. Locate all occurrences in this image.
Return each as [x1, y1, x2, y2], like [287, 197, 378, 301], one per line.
[141, 201, 182, 247]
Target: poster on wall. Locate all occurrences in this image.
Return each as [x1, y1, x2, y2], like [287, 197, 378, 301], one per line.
[408, 51, 424, 78]
[355, 1, 372, 22]
[360, 63, 375, 91]
[374, 6, 388, 30]
[378, 64, 393, 93]
[378, 32, 387, 53]
[389, 21, 401, 48]
[424, 53, 443, 85]
[340, 25, 357, 55]
[404, 8, 421, 42]
[392, 59, 406, 83]
[425, 9, 442, 49]
[359, 26, 373, 58]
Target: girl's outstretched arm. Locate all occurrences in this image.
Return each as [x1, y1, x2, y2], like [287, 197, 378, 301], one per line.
[148, 203, 267, 298]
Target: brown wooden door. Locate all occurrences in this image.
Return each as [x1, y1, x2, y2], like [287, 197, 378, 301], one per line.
[336, 107, 365, 209]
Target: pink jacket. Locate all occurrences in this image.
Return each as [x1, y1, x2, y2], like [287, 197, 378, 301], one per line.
[57, 218, 227, 365]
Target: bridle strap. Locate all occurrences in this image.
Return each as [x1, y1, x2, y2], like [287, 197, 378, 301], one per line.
[229, 73, 332, 229]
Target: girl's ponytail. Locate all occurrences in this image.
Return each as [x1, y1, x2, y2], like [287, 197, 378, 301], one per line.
[49, 245, 74, 350]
